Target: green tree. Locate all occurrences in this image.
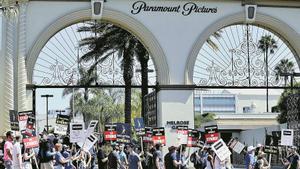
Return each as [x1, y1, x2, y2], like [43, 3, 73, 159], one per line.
[63, 68, 97, 123]
[276, 83, 300, 123]
[78, 22, 149, 124]
[194, 113, 216, 129]
[258, 35, 278, 112]
[274, 59, 294, 86]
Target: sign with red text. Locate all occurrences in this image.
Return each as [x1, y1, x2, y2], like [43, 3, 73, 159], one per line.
[104, 124, 117, 141]
[23, 137, 39, 149]
[143, 127, 153, 143]
[204, 125, 219, 143]
[187, 129, 200, 147]
[152, 127, 166, 145]
[177, 126, 188, 145]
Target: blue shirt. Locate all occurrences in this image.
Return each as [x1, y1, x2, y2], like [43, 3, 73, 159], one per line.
[128, 152, 140, 169]
[245, 153, 255, 169]
[54, 152, 65, 167]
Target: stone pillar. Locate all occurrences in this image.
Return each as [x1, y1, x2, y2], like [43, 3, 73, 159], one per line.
[17, 4, 29, 112]
[157, 90, 194, 147]
[0, 15, 16, 135]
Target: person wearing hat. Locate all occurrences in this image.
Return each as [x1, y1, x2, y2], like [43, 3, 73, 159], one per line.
[245, 146, 256, 169]
[3, 131, 14, 169]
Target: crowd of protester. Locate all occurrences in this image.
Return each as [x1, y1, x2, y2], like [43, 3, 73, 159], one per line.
[0, 131, 299, 169]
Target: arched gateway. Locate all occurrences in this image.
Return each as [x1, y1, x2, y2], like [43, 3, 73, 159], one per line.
[1, 0, 300, 146]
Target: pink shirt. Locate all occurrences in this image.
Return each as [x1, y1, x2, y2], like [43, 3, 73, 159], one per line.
[4, 140, 13, 161]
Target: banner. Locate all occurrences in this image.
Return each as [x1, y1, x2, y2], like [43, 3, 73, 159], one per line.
[280, 129, 293, 146]
[211, 139, 231, 161]
[9, 110, 19, 131]
[177, 126, 188, 145]
[83, 134, 98, 152]
[134, 118, 145, 136]
[152, 127, 166, 145]
[70, 123, 85, 143]
[143, 127, 153, 143]
[104, 124, 117, 141]
[116, 123, 131, 144]
[187, 129, 200, 147]
[204, 125, 219, 143]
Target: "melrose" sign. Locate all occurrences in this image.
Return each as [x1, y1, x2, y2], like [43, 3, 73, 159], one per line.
[131, 1, 218, 16]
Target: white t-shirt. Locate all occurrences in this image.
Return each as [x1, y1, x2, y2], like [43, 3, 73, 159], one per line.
[12, 142, 22, 168]
[214, 156, 226, 169]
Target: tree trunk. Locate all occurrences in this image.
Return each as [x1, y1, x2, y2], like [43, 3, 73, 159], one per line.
[123, 46, 133, 124]
[141, 56, 149, 119]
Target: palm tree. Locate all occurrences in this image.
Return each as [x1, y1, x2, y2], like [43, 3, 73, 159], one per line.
[62, 68, 97, 123]
[274, 59, 295, 86]
[135, 41, 150, 119]
[258, 35, 278, 112]
[78, 22, 148, 124]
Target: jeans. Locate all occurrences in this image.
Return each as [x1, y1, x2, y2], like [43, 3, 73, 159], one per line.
[4, 160, 12, 169]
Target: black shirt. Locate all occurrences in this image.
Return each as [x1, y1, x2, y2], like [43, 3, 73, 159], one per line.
[288, 154, 299, 169]
[164, 152, 176, 169]
[97, 149, 107, 169]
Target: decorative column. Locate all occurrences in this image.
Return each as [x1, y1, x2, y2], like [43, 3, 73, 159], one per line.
[17, 3, 28, 112]
[0, 15, 16, 134]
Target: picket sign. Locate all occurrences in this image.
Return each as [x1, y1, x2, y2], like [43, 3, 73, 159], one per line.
[228, 138, 245, 154]
[83, 134, 98, 152]
[70, 123, 85, 145]
[86, 121, 98, 137]
[177, 126, 188, 146]
[211, 139, 231, 161]
[54, 124, 68, 135]
[280, 129, 293, 146]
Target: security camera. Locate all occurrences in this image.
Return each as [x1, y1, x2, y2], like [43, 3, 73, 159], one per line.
[245, 5, 257, 23]
[91, 0, 104, 20]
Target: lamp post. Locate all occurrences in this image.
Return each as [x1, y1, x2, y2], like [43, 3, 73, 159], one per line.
[41, 94, 53, 133]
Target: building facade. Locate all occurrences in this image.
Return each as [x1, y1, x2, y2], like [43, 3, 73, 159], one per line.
[1, 0, 300, 145]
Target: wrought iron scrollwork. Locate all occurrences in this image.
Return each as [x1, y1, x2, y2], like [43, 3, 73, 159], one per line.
[194, 24, 298, 87]
[33, 21, 157, 86]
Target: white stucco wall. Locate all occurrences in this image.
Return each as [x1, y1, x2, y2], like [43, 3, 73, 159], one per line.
[1, 0, 300, 136]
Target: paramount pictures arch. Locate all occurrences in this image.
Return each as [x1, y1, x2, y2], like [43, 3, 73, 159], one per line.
[1, 0, 300, 145]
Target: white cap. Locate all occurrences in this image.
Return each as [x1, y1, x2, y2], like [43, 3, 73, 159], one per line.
[247, 146, 256, 152]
